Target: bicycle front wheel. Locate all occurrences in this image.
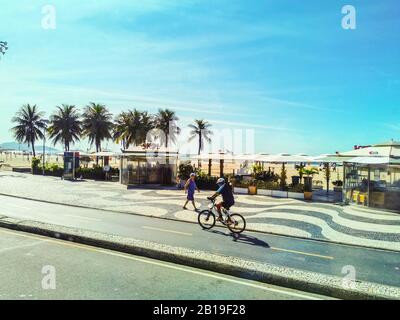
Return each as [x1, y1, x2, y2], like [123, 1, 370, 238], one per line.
[198, 210, 216, 230]
[227, 214, 246, 234]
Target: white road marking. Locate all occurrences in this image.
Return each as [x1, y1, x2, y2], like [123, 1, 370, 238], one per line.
[270, 246, 334, 260]
[142, 226, 192, 236]
[63, 214, 101, 222]
[0, 229, 325, 300]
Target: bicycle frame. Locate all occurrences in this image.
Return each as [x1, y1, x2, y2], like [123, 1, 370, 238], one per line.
[208, 200, 232, 224]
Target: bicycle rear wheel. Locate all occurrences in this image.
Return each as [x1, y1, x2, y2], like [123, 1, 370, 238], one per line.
[227, 214, 246, 234]
[198, 210, 216, 230]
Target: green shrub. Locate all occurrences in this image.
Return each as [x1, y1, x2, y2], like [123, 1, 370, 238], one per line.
[255, 180, 280, 190]
[234, 180, 252, 188]
[74, 166, 119, 180]
[178, 162, 194, 180]
[30, 157, 120, 180]
[31, 158, 41, 172]
[194, 170, 219, 190]
[280, 166, 288, 191]
[288, 183, 305, 193]
[31, 158, 64, 176]
[252, 163, 263, 179]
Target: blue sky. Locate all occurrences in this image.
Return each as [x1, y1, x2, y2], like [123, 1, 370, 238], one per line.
[0, 0, 399, 154]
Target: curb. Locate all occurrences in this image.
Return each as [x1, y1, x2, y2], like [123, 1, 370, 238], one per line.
[0, 216, 399, 300]
[1, 192, 399, 254]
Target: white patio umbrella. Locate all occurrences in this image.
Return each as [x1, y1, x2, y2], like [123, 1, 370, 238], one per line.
[57, 151, 91, 157]
[191, 153, 236, 161]
[312, 154, 349, 164]
[257, 153, 312, 163]
[233, 154, 261, 161]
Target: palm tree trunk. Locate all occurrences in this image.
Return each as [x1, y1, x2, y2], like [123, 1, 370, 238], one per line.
[198, 133, 201, 168]
[31, 140, 36, 157]
[96, 143, 99, 165]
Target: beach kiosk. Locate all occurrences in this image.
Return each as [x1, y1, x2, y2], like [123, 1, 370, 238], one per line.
[120, 146, 178, 186]
[340, 141, 400, 212]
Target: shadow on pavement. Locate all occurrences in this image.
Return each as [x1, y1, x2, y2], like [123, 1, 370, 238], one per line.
[207, 229, 270, 249]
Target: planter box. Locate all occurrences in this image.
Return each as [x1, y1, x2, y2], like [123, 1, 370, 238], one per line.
[272, 190, 288, 198]
[234, 187, 248, 195]
[334, 187, 343, 202]
[248, 186, 257, 195]
[288, 192, 304, 200]
[304, 191, 313, 200]
[257, 189, 272, 196]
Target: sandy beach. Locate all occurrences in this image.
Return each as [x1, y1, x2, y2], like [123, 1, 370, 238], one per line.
[0, 152, 120, 170]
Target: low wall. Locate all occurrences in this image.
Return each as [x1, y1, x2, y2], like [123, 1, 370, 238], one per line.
[234, 187, 304, 200]
[12, 167, 31, 173]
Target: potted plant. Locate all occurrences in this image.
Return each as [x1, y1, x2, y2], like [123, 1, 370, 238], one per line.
[332, 179, 344, 202]
[332, 180, 343, 188]
[295, 163, 306, 184]
[247, 164, 263, 195]
[299, 167, 319, 200]
[248, 179, 257, 195]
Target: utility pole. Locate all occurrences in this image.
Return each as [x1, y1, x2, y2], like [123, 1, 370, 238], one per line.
[42, 132, 46, 175]
[42, 120, 49, 176]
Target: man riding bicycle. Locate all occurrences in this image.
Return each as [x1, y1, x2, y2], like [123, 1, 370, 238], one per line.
[207, 178, 235, 222]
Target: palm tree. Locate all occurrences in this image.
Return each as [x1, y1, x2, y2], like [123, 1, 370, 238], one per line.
[82, 103, 113, 162]
[154, 109, 180, 148]
[11, 104, 46, 157]
[47, 105, 82, 151]
[188, 119, 213, 156]
[113, 110, 154, 149]
[113, 111, 131, 149]
[138, 111, 154, 145]
[113, 110, 142, 149]
[0, 41, 8, 57]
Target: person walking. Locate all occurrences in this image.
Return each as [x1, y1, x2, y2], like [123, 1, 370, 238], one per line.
[183, 173, 200, 211]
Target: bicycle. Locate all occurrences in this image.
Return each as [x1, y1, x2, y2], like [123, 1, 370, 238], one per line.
[198, 198, 246, 234]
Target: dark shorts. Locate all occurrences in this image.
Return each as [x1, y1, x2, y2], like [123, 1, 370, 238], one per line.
[217, 201, 234, 210]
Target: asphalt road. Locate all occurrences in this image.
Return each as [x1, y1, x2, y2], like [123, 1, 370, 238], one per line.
[0, 228, 332, 300]
[0, 195, 399, 288]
